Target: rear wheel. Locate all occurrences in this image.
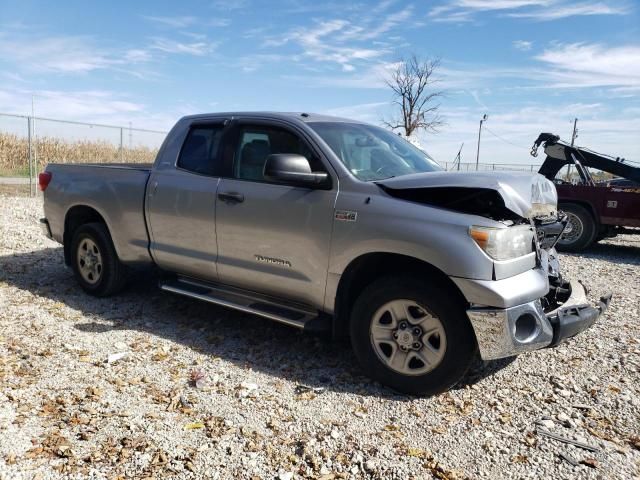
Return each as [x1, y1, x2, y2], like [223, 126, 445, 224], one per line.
[557, 203, 596, 252]
[350, 276, 476, 396]
[71, 223, 127, 297]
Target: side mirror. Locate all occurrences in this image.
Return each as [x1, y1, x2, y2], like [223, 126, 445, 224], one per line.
[263, 154, 329, 188]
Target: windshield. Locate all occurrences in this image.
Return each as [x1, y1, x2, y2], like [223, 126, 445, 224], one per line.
[308, 122, 442, 181]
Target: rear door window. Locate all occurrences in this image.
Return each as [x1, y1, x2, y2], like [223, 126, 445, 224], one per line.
[177, 125, 224, 176]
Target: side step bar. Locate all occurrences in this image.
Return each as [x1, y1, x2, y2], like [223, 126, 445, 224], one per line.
[159, 276, 330, 333]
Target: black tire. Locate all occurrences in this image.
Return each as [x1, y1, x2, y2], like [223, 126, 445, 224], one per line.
[557, 203, 596, 252]
[70, 222, 127, 297]
[350, 276, 477, 396]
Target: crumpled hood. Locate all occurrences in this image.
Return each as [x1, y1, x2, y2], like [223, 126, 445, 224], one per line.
[376, 171, 558, 219]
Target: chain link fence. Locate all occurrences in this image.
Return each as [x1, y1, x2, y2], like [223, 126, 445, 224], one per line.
[442, 161, 541, 172]
[0, 113, 167, 196]
[1, 112, 548, 196]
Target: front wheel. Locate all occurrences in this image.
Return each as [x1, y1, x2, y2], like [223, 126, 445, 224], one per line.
[350, 276, 477, 396]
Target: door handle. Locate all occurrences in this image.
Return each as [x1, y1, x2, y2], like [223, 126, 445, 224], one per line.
[149, 181, 158, 196]
[218, 191, 245, 203]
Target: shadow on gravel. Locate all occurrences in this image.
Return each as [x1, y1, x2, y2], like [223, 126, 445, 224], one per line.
[453, 356, 517, 390]
[1, 247, 513, 399]
[563, 238, 640, 266]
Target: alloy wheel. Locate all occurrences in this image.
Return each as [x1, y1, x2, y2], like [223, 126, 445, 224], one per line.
[369, 299, 447, 376]
[77, 238, 103, 285]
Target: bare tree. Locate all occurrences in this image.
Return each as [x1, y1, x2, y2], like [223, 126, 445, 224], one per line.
[383, 55, 444, 138]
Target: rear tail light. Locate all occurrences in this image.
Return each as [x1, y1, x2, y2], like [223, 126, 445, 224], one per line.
[38, 172, 52, 191]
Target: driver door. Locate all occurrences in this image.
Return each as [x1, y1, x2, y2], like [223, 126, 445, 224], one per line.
[214, 120, 337, 307]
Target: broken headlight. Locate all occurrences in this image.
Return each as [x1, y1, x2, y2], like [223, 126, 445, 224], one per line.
[469, 225, 535, 261]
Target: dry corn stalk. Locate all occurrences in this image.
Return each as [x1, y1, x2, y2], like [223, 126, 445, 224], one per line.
[0, 132, 160, 176]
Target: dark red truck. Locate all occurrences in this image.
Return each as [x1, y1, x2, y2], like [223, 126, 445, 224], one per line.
[532, 133, 640, 252]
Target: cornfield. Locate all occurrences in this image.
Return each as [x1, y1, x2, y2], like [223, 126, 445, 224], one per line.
[0, 133, 160, 176]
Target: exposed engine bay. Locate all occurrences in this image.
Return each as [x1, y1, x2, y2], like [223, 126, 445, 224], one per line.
[376, 170, 558, 222]
[377, 185, 522, 222]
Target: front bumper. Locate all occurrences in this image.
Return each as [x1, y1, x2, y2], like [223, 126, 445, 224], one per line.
[467, 280, 611, 360]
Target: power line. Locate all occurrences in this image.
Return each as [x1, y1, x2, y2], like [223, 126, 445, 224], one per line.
[483, 126, 530, 150]
[481, 122, 637, 166]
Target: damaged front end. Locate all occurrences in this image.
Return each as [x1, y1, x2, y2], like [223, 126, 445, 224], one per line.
[462, 234, 611, 360]
[376, 171, 612, 360]
[376, 170, 559, 222]
[465, 272, 611, 360]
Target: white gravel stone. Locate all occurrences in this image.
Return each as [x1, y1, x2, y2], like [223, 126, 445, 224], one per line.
[538, 419, 555, 429]
[106, 352, 128, 364]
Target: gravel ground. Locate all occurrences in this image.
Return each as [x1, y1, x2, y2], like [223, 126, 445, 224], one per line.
[0, 195, 638, 480]
[0, 184, 30, 197]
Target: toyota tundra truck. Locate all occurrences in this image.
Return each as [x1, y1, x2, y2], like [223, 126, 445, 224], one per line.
[39, 112, 611, 395]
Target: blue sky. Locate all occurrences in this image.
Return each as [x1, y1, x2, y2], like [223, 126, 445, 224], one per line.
[0, 0, 638, 164]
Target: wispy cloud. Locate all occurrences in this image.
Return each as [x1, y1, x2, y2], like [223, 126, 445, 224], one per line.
[513, 40, 533, 51]
[236, 53, 289, 72]
[337, 6, 413, 41]
[322, 101, 390, 123]
[0, 32, 150, 74]
[211, 0, 250, 10]
[207, 18, 232, 27]
[428, 9, 474, 22]
[0, 88, 143, 118]
[429, 0, 551, 21]
[508, 2, 628, 20]
[469, 89, 488, 109]
[534, 42, 640, 90]
[143, 15, 198, 28]
[265, 19, 386, 71]
[150, 37, 218, 56]
[283, 62, 400, 88]
[261, 3, 415, 71]
[429, 0, 629, 22]
[0, 86, 191, 133]
[124, 49, 153, 62]
[276, 0, 366, 14]
[457, 0, 553, 10]
[143, 15, 230, 28]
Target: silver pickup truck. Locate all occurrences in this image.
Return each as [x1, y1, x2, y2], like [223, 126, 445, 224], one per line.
[39, 112, 611, 395]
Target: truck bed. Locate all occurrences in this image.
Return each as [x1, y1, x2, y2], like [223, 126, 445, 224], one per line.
[43, 163, 153, 265]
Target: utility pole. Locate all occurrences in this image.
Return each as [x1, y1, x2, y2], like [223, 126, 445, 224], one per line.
[475, 114, 487, 171]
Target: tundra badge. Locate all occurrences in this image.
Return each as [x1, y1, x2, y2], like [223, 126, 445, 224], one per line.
[335, 210, 357, 222]
[254, 255, 292, 268]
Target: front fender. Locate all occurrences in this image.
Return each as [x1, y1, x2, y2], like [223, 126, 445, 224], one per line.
[328, 191, 499, 281]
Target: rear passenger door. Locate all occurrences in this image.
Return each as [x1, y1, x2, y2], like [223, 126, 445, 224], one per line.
[146, 122, 227, 280]
[214, 119, 337, 307]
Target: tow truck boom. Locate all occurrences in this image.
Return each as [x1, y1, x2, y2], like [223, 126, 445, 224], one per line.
[532, 133, 640, 252]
